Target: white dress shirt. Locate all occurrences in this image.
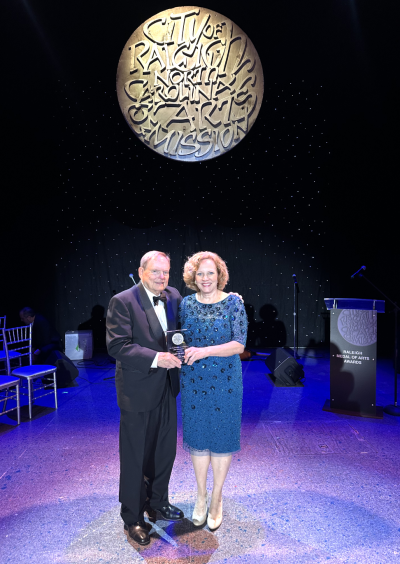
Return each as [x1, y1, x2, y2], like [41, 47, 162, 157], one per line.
[143, 285, 167, 368]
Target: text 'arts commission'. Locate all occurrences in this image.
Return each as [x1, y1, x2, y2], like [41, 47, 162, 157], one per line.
[116, 7, 264, 162]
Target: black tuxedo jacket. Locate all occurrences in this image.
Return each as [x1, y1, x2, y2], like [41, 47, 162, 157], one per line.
[106, 282, 182, 412]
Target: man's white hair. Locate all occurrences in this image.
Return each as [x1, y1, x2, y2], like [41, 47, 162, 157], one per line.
[140, 251, 170, 270]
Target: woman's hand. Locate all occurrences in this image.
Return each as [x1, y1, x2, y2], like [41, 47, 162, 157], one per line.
[184, 346, 209, 366]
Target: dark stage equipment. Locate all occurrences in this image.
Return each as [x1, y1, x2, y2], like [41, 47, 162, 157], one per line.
[46, 351, 79, 387]
[265, 348, 305, 386]
[350, 265, 366, 278]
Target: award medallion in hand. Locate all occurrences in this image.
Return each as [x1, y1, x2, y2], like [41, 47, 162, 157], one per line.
[166, 329, 188, 363]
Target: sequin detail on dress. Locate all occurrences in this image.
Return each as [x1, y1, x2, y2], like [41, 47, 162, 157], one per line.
[179, 295, 247, 455]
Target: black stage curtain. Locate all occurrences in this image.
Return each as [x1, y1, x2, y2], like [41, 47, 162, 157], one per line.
[46, 79, 330, 349]
[53, 219, 330, 349]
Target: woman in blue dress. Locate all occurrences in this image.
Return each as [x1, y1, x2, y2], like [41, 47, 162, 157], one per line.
[179, 251, 247, 531]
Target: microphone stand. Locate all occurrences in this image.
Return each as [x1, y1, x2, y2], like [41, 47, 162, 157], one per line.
[357, 272, 400, 416]
[293, 275, 299, 359]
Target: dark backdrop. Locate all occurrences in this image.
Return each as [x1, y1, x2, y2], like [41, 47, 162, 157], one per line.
[2, 0, 399, 354]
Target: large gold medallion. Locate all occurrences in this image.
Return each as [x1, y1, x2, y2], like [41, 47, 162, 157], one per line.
[116, 6, 264, 162]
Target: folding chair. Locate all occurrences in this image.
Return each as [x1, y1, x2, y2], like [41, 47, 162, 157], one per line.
[0, 326, 21, 425]
[3, 325, 58, 419]
[0, 316, 23, 369]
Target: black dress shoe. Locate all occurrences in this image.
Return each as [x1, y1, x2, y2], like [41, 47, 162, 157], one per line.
[124, 521, 151, 545]
[156, 503, 184, 521]
[124, 521, 152, 533]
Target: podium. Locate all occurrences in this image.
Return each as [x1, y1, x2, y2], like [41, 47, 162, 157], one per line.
[323, 298, 385, 418]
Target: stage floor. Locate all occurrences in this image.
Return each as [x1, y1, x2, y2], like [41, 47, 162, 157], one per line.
[1, 351, 399, 564]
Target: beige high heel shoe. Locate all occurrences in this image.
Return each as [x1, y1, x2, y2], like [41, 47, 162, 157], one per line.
[192, 492, 208, 526]
[207, 497, 223, 531]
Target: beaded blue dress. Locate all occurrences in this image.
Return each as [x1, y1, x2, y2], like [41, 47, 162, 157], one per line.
[178, 294, 247, 455]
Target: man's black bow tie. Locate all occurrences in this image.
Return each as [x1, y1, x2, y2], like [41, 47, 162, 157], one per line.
[153, 293, 167, 306]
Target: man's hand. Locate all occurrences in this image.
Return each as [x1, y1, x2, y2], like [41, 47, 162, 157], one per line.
[229, 292, 243, 302]
[34, 349, 41, 355]
[157, 352, 182, 369]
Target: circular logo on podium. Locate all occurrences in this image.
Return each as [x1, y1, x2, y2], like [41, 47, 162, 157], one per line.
[337, 310, 377, 347]
[172, 332, 185, 345]
[116, 6, 264, 161]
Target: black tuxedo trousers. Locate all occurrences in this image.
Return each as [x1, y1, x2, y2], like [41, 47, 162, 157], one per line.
[119, 377, 177, 524]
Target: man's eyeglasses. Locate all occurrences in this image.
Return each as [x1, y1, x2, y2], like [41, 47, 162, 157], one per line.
[148, 270, 169, 277]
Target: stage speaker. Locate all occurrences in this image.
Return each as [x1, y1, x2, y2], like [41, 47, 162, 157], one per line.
[265, 348, 305, 386]
[46, 350, 79, 386]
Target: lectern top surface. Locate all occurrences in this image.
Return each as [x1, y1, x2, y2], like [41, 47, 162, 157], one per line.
[324, 298, 385, 312]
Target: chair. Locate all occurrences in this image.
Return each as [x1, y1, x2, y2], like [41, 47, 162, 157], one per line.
[0, 316, 23, 370]
[0, 329, 21, 424]
[3, 325, 58, 419]
[0, 375, 21, 425]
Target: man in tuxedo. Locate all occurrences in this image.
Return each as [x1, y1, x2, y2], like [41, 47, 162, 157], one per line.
[106, 251, 183, 545]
